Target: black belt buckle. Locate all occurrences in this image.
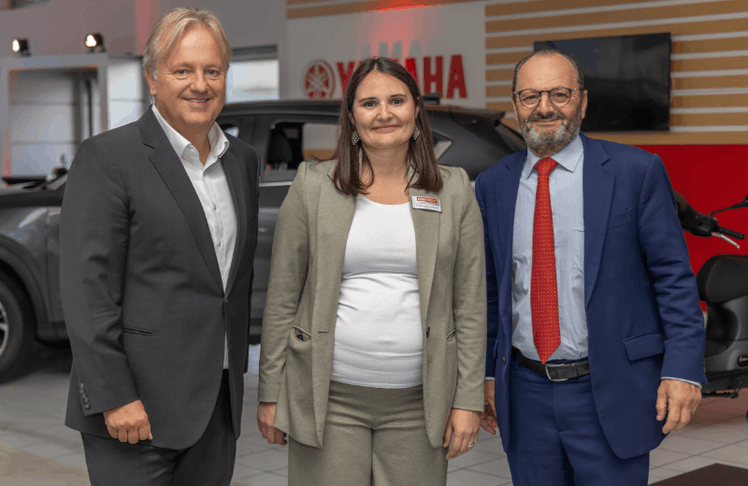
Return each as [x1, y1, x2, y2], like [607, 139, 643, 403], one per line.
[544, 362, 570, 382]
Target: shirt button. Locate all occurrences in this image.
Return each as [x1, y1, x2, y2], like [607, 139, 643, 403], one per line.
[212, 204, 217, 210]
[217, 241, 222, 247]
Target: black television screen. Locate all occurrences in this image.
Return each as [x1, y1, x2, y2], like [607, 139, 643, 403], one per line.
[534, 33, 671, 132]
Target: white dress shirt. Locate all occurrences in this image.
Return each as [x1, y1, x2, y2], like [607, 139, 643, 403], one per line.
[152, 105, 236, 369]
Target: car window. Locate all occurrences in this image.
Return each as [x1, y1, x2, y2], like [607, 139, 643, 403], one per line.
[264, 121, 337, 183]
[431, 133, 453, 160]
[303, 123, 337, 161]
[219, 122, 240, 139]
[495, 124, 525, 153]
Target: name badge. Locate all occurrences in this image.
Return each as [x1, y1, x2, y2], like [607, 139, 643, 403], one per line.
[411, 196, 442, 212]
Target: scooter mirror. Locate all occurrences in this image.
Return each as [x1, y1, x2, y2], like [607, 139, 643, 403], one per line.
[710, 196, 748, 216]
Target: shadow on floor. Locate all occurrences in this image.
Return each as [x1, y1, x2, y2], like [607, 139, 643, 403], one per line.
[1, 342, 73, 385]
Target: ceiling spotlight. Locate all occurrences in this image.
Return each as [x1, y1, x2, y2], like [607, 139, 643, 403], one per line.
[85, 33, 105, 53]
[12, 38, 30, 57]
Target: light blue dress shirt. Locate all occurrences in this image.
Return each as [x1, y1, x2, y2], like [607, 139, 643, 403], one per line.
[512, 135, 586, 362]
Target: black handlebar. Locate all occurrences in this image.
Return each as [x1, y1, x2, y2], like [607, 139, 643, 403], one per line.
[674, 191, 745, 240]
[717, 227, 745, 240]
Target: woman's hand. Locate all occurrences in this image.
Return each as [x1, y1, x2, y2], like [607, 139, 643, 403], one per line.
[442, 408, 480, 460]
[257, 402, 287, 445]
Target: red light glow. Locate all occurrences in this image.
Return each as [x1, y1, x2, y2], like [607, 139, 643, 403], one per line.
[371, 0, 451, 12]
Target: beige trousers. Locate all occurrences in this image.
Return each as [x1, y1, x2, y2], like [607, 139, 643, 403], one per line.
[288, 381, 448, 486]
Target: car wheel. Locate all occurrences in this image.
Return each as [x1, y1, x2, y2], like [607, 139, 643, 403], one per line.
[0, 273, 34, 381]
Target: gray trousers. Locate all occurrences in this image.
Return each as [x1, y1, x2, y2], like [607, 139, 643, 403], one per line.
[81, 371, 236, 486]
[288, 380, 448, 486]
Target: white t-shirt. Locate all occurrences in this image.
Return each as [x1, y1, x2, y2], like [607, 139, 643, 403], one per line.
[330, 195, 424, 388]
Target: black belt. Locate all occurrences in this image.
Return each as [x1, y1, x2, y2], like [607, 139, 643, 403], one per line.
[513, 348, 590, 381]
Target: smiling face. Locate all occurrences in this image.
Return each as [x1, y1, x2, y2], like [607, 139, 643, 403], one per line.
[513, 53, 587, 158]
[146, 25, 226, 142]
[350, 70, 419, 152]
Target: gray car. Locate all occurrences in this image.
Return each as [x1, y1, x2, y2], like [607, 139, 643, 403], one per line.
[0, 99, 524, 380]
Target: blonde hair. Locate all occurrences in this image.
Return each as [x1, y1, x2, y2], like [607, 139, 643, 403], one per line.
[143, 7, 232, 79]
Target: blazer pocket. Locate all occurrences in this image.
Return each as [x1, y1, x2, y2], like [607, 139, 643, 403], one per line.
[283, 323, 314, 422]
[292, 325, 312, 342]
[623, 332, 665, 361]
[608, 208, 633, 229]
[122, 327, 159, 337]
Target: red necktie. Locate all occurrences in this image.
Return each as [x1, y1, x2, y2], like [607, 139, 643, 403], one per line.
[531, 157, 560, 364]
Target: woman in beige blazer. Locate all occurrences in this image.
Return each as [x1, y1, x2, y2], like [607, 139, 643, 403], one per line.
[257, 57, 487, 485]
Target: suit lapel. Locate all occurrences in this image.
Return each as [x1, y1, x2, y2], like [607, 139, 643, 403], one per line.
[138, 109, 223, 290]
[223, 148, 247, 296]
[314, 165, 356, 333]
[581, 134, 614, 306]
[408, 186, 441, 327]
[497, 152, 526, 269]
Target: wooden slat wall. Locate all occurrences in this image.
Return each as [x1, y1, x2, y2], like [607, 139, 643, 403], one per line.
[286, 0, 481, 19]
[485, 0, 748, 144]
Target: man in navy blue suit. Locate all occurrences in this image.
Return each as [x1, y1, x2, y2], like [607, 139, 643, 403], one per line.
[476, 50, 706, 485]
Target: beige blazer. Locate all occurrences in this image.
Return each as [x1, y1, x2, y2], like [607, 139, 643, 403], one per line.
[258, 160, 487, 449]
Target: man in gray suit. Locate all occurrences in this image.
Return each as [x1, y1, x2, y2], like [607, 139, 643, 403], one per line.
[60, 8, 259, 485]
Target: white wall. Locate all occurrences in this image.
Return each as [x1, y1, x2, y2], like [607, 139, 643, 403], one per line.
[4, 56, 149, 175]
[286, 2, 486, 107]
[0, 1, 286, 174]
[0, 0, 138, 58]
[108, 57, 150, 129]
[8, 69, 81, 174]
[0, 0, 287, 62]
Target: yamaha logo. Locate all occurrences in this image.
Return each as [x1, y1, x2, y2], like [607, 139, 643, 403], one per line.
[301, 60, 336, 99]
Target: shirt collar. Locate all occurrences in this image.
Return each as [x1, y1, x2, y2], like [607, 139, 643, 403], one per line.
[152, 104, 230, 166]
[522, 134, 584, 179]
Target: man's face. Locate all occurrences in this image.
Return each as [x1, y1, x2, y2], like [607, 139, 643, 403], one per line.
[512, 54, 587, 156]
[146, 26, 226, 140]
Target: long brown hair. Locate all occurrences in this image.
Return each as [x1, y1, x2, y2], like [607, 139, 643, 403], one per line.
[331, 57, 443, 195]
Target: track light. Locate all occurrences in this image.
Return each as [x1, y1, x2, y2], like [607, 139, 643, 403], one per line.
[12, 38, 30, 57]
[85, 33, 105, 53]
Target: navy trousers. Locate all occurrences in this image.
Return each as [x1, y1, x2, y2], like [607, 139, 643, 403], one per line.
[507, 356, 650, 486]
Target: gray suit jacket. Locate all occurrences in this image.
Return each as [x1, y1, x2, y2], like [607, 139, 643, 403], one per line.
[60, 108, 260, 450]
[258, 160, 486, 449]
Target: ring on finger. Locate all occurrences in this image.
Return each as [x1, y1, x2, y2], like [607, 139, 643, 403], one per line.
[467, 441, 476, 448]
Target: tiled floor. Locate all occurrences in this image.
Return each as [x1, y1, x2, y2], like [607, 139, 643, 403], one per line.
[1, 343, 747, 485]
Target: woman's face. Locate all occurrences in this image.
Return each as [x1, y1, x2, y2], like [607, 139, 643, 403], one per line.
[350, 70, 419, 152]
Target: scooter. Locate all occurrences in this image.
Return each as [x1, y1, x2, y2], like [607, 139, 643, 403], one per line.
[675, 191, 748, 400]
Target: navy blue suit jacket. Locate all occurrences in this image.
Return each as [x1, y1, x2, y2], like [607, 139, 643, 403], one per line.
[475, 133, 706, 460]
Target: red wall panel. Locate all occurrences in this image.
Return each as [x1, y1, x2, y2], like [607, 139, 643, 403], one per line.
[637, 144, 748, 282]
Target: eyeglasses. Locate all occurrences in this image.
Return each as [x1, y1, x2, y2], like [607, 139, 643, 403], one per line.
[513, 87, 579, 109]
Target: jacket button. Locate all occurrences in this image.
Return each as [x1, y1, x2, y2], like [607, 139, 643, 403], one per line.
[84, 403, 91, 410]
[224, 298, 229, 304]
[79, 383, 84, 389]
[502, 356, 506, 364]
[425, 327, 430, 338]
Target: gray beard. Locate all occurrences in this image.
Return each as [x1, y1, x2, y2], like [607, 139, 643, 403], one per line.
[520, 103, 583, 155]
